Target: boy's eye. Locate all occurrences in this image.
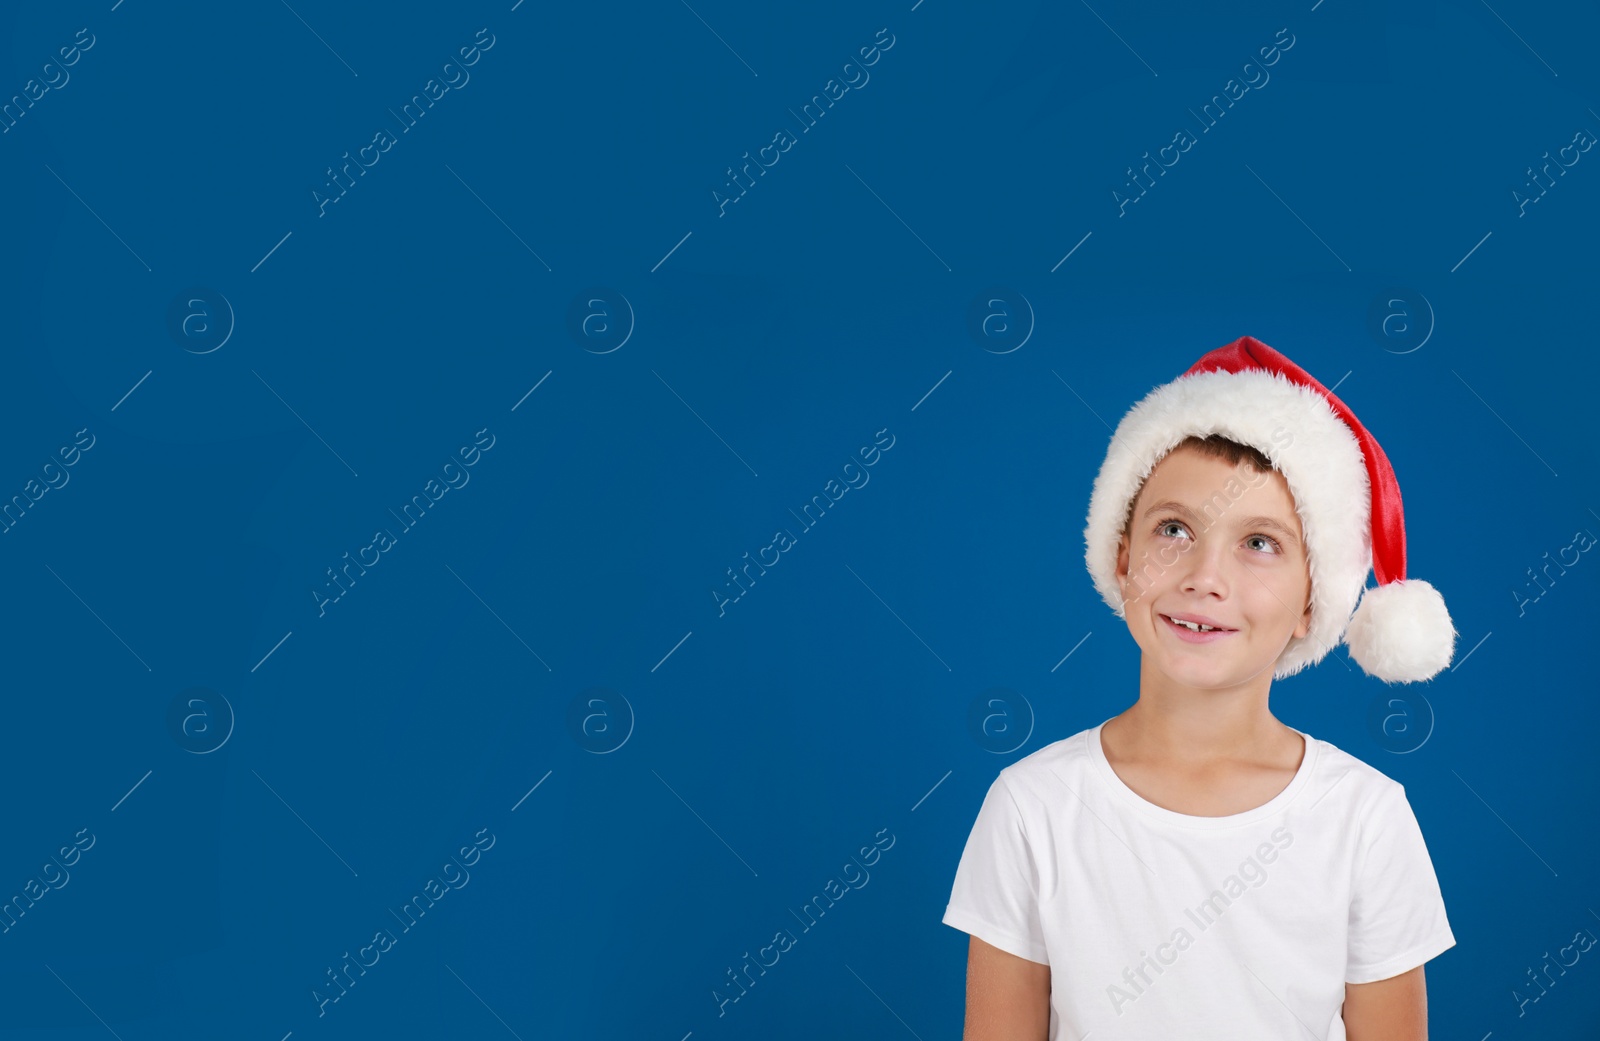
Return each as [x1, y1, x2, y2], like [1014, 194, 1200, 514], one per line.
[1154, 519, 1280, 554]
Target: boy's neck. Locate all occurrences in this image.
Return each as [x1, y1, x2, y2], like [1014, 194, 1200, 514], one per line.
[1106, 693, 1296, 769]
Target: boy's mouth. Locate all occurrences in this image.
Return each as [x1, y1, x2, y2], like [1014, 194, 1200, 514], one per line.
[1160, 613, 1237, 640]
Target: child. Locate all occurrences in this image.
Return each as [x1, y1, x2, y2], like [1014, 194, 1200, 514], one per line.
[942, 336, 1458, 1039]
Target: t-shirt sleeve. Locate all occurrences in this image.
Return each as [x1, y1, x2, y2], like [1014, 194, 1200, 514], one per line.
[941, 772, 1050, 966]
[1345, 782, 1457, 984]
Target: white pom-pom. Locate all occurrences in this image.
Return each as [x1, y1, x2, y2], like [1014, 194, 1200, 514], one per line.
[1344, 579, 1457, 684]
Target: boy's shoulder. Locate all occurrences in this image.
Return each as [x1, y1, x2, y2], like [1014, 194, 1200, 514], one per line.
[1297, 731, 1411, 809]
[986, 722, 1100, 804]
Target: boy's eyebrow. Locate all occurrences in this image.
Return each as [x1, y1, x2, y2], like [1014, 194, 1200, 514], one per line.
[1141, 499, 1302, 547]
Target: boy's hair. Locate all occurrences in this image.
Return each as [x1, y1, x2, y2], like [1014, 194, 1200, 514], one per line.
[1118, 434, 1276, 544]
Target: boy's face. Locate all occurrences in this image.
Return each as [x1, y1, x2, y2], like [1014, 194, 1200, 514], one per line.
[1114, 445, 1313, 690]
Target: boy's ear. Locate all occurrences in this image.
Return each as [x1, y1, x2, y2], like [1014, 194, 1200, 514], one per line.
[1115, 531, 1130, 583]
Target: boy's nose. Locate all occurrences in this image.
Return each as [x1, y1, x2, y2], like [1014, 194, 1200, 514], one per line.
[1177, 543, 1231, 598]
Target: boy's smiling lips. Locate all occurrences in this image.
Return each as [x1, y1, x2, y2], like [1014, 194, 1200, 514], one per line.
[1161, 611, 1236, 631]
[1159, 612, 1239, 641]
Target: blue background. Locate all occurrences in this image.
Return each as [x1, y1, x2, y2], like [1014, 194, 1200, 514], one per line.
[1, 0, 1597, 1037]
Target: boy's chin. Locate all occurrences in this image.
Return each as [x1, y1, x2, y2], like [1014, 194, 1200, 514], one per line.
[1144, 649, 1278, 689]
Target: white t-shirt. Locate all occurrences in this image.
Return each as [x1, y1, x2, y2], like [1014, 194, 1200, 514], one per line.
[942, 718, 1455, 1040]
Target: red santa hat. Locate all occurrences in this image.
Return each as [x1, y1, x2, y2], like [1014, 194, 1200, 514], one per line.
[1082, 335, 1457, 683]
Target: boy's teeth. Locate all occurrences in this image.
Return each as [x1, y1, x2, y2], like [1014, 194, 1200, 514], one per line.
[1171, 616, 1217, 631]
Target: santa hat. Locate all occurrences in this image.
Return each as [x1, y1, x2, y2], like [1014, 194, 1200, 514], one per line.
[1082, 335, 1457, 684]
